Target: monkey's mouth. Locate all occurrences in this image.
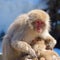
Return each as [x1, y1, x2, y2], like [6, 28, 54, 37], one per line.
[35, 27, 42, 32]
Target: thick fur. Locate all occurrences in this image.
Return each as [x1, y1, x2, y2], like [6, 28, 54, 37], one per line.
[32, 39, 59, 60]
[2, 14, 37, 60]
[20, 38, 59, 60]
[2, 9, 57, 60]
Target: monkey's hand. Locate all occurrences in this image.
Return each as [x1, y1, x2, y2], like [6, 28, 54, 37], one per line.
[11, 41, 37, 58]
[46, 40, 55, 50]
[45, 35, 57, 50]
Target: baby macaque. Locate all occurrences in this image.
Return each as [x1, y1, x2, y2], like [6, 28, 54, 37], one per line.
[23, 38, 59, 60]
[2, 9, 57, 60]
[32, 38, 59, 60]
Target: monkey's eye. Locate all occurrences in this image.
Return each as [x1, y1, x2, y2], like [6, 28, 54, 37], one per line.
[32, 20, 45, 27]
[36, 20, 44, 25]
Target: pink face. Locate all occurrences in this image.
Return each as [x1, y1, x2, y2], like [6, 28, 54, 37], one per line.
[33, 19, 45, 32]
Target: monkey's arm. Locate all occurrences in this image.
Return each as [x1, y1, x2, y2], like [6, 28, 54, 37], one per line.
[11, 39, 36, 58]
[44, 33, 57, 49]
[41, 31, 57, 49]
[7, 25, 37, 58]
[11, 28, 36, 57]
[5, 14, 37, 58]
[47, 35, 57, 49]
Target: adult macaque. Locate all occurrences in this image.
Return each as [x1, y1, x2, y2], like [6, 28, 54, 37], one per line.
[2, 9, 57, 60]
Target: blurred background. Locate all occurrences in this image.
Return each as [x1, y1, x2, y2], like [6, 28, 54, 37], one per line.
[0, 0, 60, 55]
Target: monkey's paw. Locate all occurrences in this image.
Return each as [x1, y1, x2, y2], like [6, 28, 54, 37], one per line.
[28, 48, 37, 58]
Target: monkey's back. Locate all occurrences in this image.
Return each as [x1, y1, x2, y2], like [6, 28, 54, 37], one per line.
[2, 35, 21, 60]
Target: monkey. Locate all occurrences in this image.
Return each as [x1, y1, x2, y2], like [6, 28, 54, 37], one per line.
[2, 9, 57, 60]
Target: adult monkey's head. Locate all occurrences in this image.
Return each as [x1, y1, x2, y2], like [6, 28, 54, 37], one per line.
[27, 9, 50, 33]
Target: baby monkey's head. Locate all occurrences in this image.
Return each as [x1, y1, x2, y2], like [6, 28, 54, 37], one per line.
[27, 9, 50, 33]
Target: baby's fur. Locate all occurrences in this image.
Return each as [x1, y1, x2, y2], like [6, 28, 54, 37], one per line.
[32, 38, 59, 60]
[25, 39, 59, 60]
[20, 38, 59, 60]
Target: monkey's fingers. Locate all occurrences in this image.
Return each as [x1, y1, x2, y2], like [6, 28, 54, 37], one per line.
[46, 45, 52, 50]
[24, 55, 38, 60]
[40, 57, 45, 60]
[28, 48, 37, 58]
[46, 41, 55, 50]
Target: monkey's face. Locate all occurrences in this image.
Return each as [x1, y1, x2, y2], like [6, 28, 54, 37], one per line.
[27, 19, 46, 33]
[31, 20, 45, 33]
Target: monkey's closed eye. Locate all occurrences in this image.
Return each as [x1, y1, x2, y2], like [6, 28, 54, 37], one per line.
[32, 20, 45, 27]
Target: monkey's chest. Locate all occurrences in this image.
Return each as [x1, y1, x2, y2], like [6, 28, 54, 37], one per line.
[23, 31, 38, 44]
[23, 35, 36, 44]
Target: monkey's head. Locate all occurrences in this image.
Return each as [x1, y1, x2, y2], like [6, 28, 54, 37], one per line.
[27, 9, 50, 33]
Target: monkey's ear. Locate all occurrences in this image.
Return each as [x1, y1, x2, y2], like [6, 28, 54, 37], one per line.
[26, 14, 33, 24]
[26, 17, 34, 29]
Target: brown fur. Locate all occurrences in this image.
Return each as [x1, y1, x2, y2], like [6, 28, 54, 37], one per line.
[20, 38, 59, 60]
[32, 39, 59, 60]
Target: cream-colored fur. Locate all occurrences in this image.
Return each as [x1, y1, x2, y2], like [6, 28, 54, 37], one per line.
[20, 39, 59, 60]
[2, 9, 57, 60]
[32, 40, 59, 60]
